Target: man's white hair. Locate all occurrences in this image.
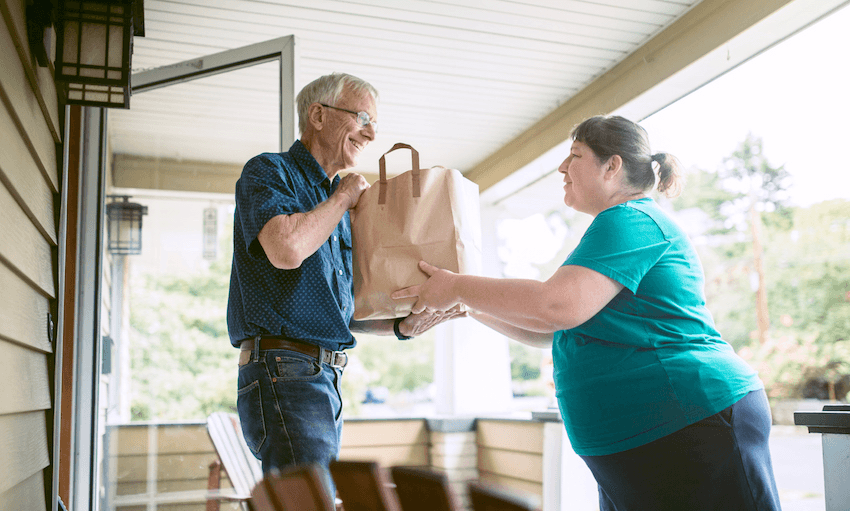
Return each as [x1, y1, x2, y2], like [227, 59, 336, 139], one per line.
[296, 73, 379, 135]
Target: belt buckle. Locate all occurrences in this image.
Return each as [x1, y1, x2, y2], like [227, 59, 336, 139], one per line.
[335, 351, 348, 368]
[319, 347, 347, 368]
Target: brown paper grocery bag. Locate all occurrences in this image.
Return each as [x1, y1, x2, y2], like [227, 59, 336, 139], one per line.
[351, 143, 482, 320]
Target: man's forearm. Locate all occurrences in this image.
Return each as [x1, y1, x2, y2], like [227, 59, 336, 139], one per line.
[259, 192, 349, 269]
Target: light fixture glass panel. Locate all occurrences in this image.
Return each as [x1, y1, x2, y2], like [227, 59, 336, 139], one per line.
[62, 21, 79, 68]
[108, 24, 124, 69]
[79, 22, 107, 71]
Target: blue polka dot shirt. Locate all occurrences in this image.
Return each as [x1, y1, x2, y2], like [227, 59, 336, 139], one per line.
[227, 140, 356, 351]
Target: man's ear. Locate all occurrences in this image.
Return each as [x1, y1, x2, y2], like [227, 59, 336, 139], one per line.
[307, 102, 324, 130]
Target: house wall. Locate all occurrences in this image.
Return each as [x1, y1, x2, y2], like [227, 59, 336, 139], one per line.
[477, 419, 546, 498]
[0, 1, 61, 510]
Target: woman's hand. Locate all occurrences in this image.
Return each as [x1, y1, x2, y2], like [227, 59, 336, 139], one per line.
[392, 261, 461, 314]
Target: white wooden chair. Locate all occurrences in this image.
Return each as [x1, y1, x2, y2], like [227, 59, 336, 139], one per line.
[206, 412, 264, 511]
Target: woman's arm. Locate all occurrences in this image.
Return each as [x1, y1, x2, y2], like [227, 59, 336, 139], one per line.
[393, 261, 624, 333]
[469, 311, 554, 349]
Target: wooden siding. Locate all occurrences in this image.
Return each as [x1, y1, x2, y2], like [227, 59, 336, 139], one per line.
[108, 419, 430, 508]
[339, 419, 430, 467]
[0, 0, 60, 509]
[476, 419, 546, 500]
[105, 418, 564, 509]
[110, 423, 240, 511]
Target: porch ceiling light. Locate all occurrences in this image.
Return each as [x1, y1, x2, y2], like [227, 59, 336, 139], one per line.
[107, 195, 148, 255]
[54, 0, 145, 109]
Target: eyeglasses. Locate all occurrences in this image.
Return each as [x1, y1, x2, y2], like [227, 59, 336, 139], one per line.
[320, 103, 378, 132]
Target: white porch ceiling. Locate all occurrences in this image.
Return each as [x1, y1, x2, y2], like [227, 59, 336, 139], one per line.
[108, 0, 846, 203]
[110, 0, 698, 182]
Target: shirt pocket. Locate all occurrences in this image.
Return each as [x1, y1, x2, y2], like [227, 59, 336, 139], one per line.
[339, 229, 353, 275]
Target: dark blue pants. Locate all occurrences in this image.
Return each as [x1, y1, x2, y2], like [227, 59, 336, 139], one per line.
[580, 390, 782, 511]
[236, 348, 344, 474]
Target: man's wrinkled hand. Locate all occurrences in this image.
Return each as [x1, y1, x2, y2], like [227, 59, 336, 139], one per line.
[337, 172, 370, 210]
[397, 305, 467, 338]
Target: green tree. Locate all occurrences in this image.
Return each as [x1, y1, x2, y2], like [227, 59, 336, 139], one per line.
[720, 134, 793, 344]
[129, 237, 235, 421]
[758, 200, 850, 400]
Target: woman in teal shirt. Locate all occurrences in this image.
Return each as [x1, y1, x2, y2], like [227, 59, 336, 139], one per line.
[394, 115, 781, 510]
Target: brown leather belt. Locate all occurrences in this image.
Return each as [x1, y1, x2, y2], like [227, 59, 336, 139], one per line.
[239, 336, 348, 368]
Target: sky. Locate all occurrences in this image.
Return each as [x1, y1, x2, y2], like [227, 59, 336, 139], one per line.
[641, 3, 850, 207]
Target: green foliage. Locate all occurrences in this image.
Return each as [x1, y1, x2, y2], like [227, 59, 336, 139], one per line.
[739, 337, 850, 401]
[510, 342, 541, 381]
[339, 332, 436, 416]
[670, 165, 739, 235]
[720, 133, 793, 227]
[696, 188, 850, 399]
[655, 138, 848, 401]
[129, 233, 236, 422]
[352, 334, 435, 393]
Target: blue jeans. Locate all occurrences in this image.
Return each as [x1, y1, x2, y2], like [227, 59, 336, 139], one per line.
[237, 347, 344, 475]
[581, 389, 782, 511]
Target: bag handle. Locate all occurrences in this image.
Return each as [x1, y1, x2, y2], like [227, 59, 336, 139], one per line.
[378, 143, 421, 205]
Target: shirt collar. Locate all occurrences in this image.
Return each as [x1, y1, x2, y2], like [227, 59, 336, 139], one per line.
[290, 140, 331, 187]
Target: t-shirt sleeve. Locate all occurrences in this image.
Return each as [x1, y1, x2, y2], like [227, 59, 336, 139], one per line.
[565, 206, 670, 293]
[235, 154, 300, 259]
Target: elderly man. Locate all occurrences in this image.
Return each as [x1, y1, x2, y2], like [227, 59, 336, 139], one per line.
[227, 73, 455, 473]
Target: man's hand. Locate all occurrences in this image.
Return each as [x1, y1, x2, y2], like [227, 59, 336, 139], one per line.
[396, 305, 467, 338]
[336, 172, 370, 210]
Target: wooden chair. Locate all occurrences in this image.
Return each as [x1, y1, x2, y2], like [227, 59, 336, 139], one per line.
[206, 412, 263, 511]
[467, 481, 541, 511]
[390, 466, 459, 511]
[252, 463, 337, 511]
[329, 460, 401, 511]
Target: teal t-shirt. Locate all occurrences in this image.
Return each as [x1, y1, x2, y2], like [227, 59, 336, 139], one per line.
[553, 198, 762, 456]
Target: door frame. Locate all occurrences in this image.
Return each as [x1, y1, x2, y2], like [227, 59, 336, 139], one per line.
[61, 35, 296, 511]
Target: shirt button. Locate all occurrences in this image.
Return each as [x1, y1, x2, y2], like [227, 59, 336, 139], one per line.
[338, 269, 343, 275]
[334, 235, 338, 241]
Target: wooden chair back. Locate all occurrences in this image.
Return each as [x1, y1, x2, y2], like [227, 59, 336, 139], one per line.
[329, 460, 401, 511]
[260, 463, 337, 511]
[390, 466, 458, 511]
[467, 481, 541, 511]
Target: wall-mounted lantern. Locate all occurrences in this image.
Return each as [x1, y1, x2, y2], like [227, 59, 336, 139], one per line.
[53, 0, 145, 108]
[106, 195, 147, 255]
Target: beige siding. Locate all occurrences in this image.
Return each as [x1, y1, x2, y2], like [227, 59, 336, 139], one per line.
[0, 1, 60, 511]
[476, 420, 545, 499]
[339, 419, 430, 467]
[0, 472, 47, 511]
[108, 419, 431, 509]
[110, 424, 224, 501]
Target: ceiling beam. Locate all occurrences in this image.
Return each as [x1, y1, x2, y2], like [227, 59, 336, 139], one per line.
[468, 0, 844, 201]
[111, 154, 242, 195]
[112, 154, 384, 195]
